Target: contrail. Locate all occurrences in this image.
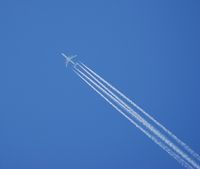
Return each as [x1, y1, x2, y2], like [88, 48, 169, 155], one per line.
[63, 54, 200, 168]
[74, 69, 193, 169]
[80, 62, 200, 162]
[74, 64, 200, 169]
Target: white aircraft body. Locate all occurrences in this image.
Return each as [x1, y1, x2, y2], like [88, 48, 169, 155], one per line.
[61, 53, 77, 67]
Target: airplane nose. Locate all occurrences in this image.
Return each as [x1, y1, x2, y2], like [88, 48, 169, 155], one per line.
[61, 53, 67, 58]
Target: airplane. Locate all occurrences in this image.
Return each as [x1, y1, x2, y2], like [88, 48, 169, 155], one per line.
[61, 53, 77, 67]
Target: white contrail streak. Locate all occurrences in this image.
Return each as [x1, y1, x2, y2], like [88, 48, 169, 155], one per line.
[74, 65, 200, 169]
[80, 63, 200, 162]
[73, 69, 193, 169]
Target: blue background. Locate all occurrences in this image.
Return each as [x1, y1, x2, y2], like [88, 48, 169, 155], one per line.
[1, 0, 200, 168]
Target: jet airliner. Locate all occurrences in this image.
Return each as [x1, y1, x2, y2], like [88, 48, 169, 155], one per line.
[61, 53, 77, 67]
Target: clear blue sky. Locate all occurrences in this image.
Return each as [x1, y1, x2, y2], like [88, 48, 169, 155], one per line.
[1, 0, 200, 169]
